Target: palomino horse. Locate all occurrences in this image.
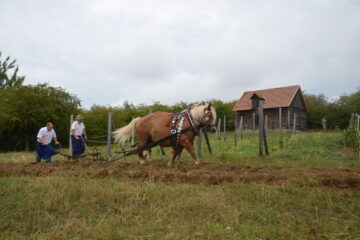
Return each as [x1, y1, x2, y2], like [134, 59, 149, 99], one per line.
[113, 103, 217, 166]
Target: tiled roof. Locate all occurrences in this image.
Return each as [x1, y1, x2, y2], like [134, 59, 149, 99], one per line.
[232, 85, 306, 111]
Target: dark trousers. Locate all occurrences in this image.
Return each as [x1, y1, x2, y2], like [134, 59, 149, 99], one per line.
[35, 153, 51, 163]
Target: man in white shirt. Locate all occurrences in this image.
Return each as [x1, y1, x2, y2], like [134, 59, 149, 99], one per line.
[36, 122, 59, 163]
[71, 114, 87, 156]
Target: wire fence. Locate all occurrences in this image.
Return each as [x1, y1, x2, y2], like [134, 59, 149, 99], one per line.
[345, 113, 360, 157]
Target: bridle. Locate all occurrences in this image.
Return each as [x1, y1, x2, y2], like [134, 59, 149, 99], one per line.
[202, 108, 216, 130]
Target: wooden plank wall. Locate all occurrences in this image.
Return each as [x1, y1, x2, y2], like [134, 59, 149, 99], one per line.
[235, 108, 307, 131]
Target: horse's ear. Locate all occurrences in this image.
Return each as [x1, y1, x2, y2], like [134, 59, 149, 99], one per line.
[195, 102, 203, 107]
[208, 103, 212, 110]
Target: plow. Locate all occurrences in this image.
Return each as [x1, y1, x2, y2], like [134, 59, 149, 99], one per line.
[55, 143, 107, 162]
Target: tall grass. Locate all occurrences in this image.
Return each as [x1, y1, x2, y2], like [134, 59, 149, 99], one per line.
[1, 177, 359, 240]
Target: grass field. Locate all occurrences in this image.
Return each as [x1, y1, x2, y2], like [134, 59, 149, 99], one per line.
[0, 131, 359, 239]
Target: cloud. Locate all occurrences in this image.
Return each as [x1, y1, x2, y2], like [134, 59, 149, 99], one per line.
[0, 0, 359, 108]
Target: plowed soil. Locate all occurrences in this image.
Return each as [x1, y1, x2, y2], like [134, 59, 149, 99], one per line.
[0, 162, 359, 191]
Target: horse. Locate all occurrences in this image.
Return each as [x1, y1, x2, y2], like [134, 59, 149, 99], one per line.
[113, 103, 217, 166]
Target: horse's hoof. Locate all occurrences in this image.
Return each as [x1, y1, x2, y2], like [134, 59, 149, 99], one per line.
[139, 160, 145, 165]
[194, 161, 200, 165]
[167, 162, 173, 167]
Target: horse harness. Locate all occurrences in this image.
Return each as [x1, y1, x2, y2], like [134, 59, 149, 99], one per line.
[168, 109, 200, 152]
[170, 108, 213, 153]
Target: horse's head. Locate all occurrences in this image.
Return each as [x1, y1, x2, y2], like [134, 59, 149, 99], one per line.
[202, 103, 217, 133]
[190, 103, 217, 133]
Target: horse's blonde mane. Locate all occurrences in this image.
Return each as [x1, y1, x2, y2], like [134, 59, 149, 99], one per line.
[190, 103, 217, 124]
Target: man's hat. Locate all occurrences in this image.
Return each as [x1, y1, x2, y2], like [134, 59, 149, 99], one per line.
[75, 114, 84, 120]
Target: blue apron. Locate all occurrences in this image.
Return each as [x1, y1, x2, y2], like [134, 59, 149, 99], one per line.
[71, 135, 85, 156]
[36, 142, 58, 159]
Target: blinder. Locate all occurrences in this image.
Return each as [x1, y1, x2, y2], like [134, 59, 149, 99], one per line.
[203, 108, 216, 132]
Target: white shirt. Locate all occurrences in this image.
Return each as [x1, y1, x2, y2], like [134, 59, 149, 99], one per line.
[71, 121, 85, 136]
[37, 127, 56, 144]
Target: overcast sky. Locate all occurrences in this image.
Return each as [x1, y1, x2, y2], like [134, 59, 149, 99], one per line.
[1, 0, 359, 108]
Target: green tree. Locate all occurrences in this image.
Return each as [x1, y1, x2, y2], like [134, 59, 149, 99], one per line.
[304, 93, 328, 129]
[0, 52, 25, 89]
[0, 84, 80, 151]
[337, 87, 360, 114]
[304, 88, 360, 129]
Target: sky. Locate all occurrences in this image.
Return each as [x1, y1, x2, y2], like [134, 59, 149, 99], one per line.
[0, 0, 359, 108]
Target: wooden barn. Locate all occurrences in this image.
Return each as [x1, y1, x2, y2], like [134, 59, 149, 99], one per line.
[232, 85, 308, 131]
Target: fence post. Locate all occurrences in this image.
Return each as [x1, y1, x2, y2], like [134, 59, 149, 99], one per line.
[197, 129, 202, 157]
[69, 114, 73, 155]
[287, 109, 291, 136]
[234, 113, 238, 146]
[217, 118, 221, 140]
[240, 116, 243, 139]
[253, 112, 256, 138]
[292, 112, 297, 134]
[223, 115, 227, 141]
[265, 115, 268, 131]
[107, 112, 112, 156]
[259, 100, 264, 156]
[264, 123, 269, 156]
[279, 107, 282, 146]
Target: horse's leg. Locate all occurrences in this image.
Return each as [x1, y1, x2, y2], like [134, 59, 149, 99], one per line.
[148, 149, 152, 161]
[182, 140, 200, 165]
[167, 147, 184, 167]
[176, 151, 182, 162]
[143, 149, 152, 161]
[137, 139, 148, 164]
[138, 151, 146, 164]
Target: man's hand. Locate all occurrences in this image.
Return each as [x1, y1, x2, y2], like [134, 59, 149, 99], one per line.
[55, 141, 60, 145]
[84, 136, 88, 140]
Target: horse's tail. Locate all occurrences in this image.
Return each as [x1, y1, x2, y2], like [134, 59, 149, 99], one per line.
[113, 117, 141, 145]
